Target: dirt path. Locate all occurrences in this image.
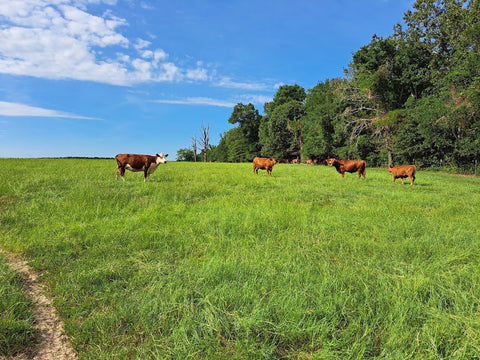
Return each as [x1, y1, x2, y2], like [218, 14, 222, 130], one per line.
[0, 248, 77, 360]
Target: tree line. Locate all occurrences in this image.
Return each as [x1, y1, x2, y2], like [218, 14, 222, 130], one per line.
[178, 0, 479, 173]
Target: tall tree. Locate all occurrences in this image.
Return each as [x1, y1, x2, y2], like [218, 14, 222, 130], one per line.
[227, 103, 262, 160]
[303, 80, 345, 160]
[199, 122, 210, 162]
[260, 84, 306, 158]
[191, 135, 198, 162]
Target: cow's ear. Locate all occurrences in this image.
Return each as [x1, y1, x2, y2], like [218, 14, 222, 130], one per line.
[156, 153, 160, 157]
[165, 154, 169, 157]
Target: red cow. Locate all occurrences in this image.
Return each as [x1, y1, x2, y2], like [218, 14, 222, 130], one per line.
[115, 153, 168, 182]
[388, 165, 416, 185]
[326, 158, 366, 179]
[252, 157, 277, 177]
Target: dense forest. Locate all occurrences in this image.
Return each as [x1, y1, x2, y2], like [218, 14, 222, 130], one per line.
[178, 0, 479, 172]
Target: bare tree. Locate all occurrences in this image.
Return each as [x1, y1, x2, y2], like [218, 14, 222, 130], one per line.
[199, 122, 210, 162]
[191, 135, 197, 162]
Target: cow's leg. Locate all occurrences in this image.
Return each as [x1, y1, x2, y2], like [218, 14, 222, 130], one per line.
[144, 168, 149, 182]
[410, 175, 415, 185]
[253, 165, 257, 174]
[116, 166, 126, 181]
[401, 178, 405, 185]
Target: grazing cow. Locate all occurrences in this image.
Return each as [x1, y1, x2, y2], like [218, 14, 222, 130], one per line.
[326, 158, 366, 179]
[306, 159, 313, 165]
[292, 159, 299, 164]
[115, 153, 168, 182]
[388, 165, 416, 185]
[252, 157, 277, 177]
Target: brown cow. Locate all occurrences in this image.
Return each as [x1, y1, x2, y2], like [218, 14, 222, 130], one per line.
[115, 153, 168, 182]
[252, 157, 277, 177]
[292, 159, 299, 164]
[326, 158, 366, 179]
[388, 165, 416, 185]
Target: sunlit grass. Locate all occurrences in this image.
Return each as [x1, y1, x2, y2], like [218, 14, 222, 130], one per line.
[0, 159, 479, 358]
[0, 255, 37, 357]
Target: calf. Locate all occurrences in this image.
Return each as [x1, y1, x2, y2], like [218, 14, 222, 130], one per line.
[388, 165, 416, 185]
[115, 153, 168, 182]
[252, 157, 277, 177]
[326, 158, 366, 179]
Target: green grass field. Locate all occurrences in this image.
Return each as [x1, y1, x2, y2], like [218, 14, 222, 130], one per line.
[0, 158, 479, 359]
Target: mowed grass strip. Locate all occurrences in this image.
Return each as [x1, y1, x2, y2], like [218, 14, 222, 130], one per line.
[0, 158, 479, 359]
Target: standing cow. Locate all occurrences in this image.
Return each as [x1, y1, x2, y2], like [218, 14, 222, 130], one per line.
[326, 158, 366, 179]
[388, 165, 416, 185]
[115, 153, 168, 182]
[252, 157, 277, 177]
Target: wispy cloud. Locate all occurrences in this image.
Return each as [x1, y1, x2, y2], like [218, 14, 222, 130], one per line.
[0, 101, 99, 120]
[151, 97, 236, 108]
[215, 77, 273, 91]
[151, 94, 272, 108]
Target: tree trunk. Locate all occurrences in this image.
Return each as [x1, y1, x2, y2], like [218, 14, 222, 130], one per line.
[387, 150, 394, 167]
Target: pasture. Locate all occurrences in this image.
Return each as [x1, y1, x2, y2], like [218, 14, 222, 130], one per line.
[0, 158, 479, 359]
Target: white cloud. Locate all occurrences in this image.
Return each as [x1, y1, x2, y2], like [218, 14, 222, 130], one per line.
[134, 38, 151, 51]
[151, 94, 272, 108]
[238, 94, 273, 105]
[0, 0, 276, 90]
[185, 68, 209, 81]
[0, 101, 99, 119]
[215, 77, 273, 91]
[0, 0, 209, 86]
[152, 97, 236, 108]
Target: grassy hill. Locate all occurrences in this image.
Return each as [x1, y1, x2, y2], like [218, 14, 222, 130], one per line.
[1, 159, 479, 359]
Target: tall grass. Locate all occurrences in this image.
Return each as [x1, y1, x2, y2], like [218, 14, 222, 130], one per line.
[0, 254, 37, 357]
[0, 158, 479, 359]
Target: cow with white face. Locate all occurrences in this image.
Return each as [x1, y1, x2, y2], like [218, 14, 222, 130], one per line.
[115, 153, 168, 182]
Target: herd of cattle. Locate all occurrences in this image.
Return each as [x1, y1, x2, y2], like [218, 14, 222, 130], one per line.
[253, 157, 416, 185]
[114, 153, 416, 185]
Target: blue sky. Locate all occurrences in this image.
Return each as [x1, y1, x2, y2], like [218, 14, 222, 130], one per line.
[0, 0, 413, 159]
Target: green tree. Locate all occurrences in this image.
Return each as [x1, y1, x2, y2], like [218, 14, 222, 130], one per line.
[264, 84, 306, 114]
[176, 148, 195, 161]
[303, 80, 345, 160]
[227, 103, 262, 160]
[260, 85, 306, 158]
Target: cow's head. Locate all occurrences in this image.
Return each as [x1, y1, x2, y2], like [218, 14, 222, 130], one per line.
[326, 158, 337, 166]
[156, 153, 168, 164]
[387, 166, 393, 173]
